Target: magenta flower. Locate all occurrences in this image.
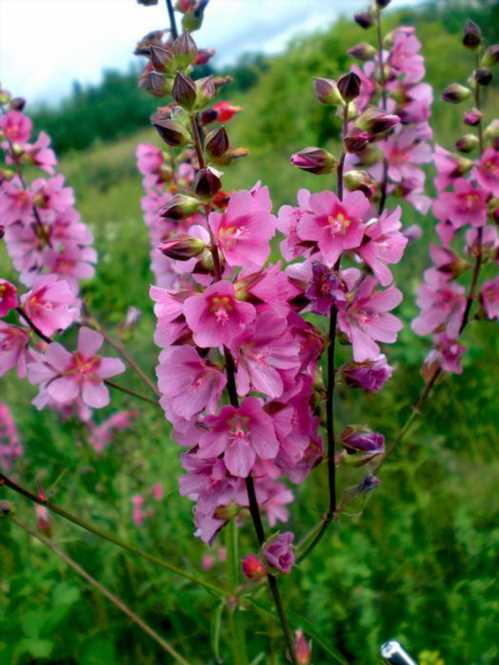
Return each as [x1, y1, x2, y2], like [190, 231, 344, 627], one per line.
[26, 132, 57, 174]
[209, 187, 276, 270]
[263, 532, 295, 574]
[431, 334, 466, 375]
[183, 281, 255, 348]
[412, 269, 466, 338]
[305, 263, 347, 315]
[480, 277, 499, 320]
[433, 178, 488, 228]
[476, 147, 499, 196]
[338, 272, 403, 362]
[341, 355, 393, 392]
[381, 128, 432, 182]
[0, 402, 23, 471]
[340, 426, 385, 464]
[157, 345, 226, 420]
[28, 327, 125, 409]
[433, 145, 469, 191]
[357, 206, 408, 286]
[0, 110, 32, 143]
[20, 275, 80, 336]
[0, 280, 17, 317]
[297, 190, 369, 266]
[229, 311, 301, 399]
[0, 178, 33, 226]
[0, 323, 29, 378]
[198, 397, 279, 478]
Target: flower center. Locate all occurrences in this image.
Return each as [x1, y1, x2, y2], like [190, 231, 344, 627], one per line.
[229, 415, 250, 439]
[69, 352, 100, 376]
[327, 211, 351, 234]
[209, 295, 234, 323]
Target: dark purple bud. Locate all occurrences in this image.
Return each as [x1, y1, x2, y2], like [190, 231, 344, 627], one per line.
[313, 77, 343, 105]
[354, 11, 374, 30]
[341, 356, 393, 392]
[463, 20, 482, 49]
[340, 426, 385, 464]
[474, 67, 492, 86]
[139, 68, 169, 97]
[481, 44, 499, 67]
[290, 147, 337, 175]
[151, 110, 190, 146]
[344, 129, 371, 154]
[9, 97, 26, 111]
[134, 29, 165, 56]
[356, 107, 400, 135]
[375, 0, 391, 8]
[263, 532, 295, 574]
[455, 133, 479, 153]
[172, 33, 198, 68]
[442, 83, 472, 104]
[150, 45, 175, 73]
[348, 42, 377, 61]
[159, 235, 205, 260]
[0, 224, 4, 240]
[337, 72, 361, 102]
[160, 193, 201, 219]
[205, 127, 229, 158]
[193, 167, 222, 197]
[199, 108, 218, 125]
[172, 72, 197, 109]
[464, 107, 482, 126]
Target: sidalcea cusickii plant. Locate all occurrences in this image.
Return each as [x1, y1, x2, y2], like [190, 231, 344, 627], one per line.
[0, 0, 498, 661]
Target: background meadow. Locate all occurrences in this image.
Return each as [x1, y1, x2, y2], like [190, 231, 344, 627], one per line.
[1, 1, 498, 663]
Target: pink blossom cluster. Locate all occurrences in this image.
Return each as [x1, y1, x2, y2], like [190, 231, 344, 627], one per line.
[0, 401, 23, 471]
[131, 482, 164, 526]
[347, 26, 433, 213]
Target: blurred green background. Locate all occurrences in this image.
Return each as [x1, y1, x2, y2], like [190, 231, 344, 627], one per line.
[1, 1, 498, 664]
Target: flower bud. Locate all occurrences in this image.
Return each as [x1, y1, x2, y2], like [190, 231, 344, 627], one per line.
[474, 67, 492, 86]
[356, 107, 400, 136]
[263, 532, 295, 574]
[160, 193, 201, 219]
[340, 426, 385, 464]
[455, 133, 479, 153]
[375, 0, 392, 8]
[205, 127, 229, 158]
[139, 68, 169, 97]
[150, 45, 175, 73]
[464, 108, 482, 126]
[463, 20, 482, 49]
[442, 83, 472, 104]
[151, 110, 191, 146]
[358, 474, 380, 493]
[199, 108, 218, 126]
[172, 72, 197, 109]
[242, 554, 267, 580]
[290, 147, 337, 174]
[348, 42, 377, 61]
[354, 11, 373, 29]
[0, 224, 4, 239]
[313, 77, 344, 105]
[159, 235, 205, 260]
[172, 32, 198, 68]
[9, 97, 26, 111]
[344, 169, 377, 198]
[484, 119, 499, 142]
[193, 167, 222, 197]
[195, 76, 217, 107]
[0, 279, 17, 316]
[294, 630, 312, 665]
[341, 356, 392, 392]
[344, 129, 371, 154]
[194, 48, 215, 65]
[337, 72, 361, 103]
[481, 44, 499, 67]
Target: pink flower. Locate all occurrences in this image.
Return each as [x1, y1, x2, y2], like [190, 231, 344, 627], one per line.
[28, 327, 125, 409]
[198, 397, 279, 478]
[0, 177, 33, 226]
[390, 26, 425, 84]
[434, 145, 467, 191]
[412, 269, 466, 337]
[381, 128, 432, 182]
[0, 110, 32, 143]
[263, 532, 295, 574]
[305, 263, 348, 315]
[0, 402, 23, 471]
[212, 101, 242, 123]
[297, 190, 369, 266]
[0, 280, 17, 317]
[242, 554, 266, 580]
[183, 281, 255, 348]
[480, 277, 499, 320]
[132, 495, 145, 526]
[20, 275, 80, 336]
[229, 311, 301, 399]
[427, 334, 466, 375]
[27, 132, 57, 174]
[209, 187, 276, 270]
[156, 345, 226, 420]
[151, 483, 164, 501]
[476, 147, 499, 196]
[136, 143, 164, 176]
[433, 178, 488, 228]
[0, 323, 29, 378]
[338, 272, 403, 362]
[357, 206, 408, 286]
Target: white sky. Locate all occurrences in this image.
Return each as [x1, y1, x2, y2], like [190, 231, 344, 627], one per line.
[0, 0, 419, 106]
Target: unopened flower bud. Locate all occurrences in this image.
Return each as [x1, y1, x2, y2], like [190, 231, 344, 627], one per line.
[159, 235, 205, 260]
[313, 77, 344, 106]
[206, 127, 230, 158]
[195, 76, 217, 107]
[9, 97, 26, 111]
[348, 42, 377, 61]
[375, 0, 391, 8]
[0, 224, 4, 239]
[193, 167, 222, 197]
[242, 554, 267, 580]
[358, 473, 380, 493]
[139, 68, 169, 97]
[337, 72, 361, 102]
[160, 193, 201, 219]
[294, 630, 312, 665]
[199, 108, 218, 125]
[172, 72, 197, 109]
[354, 11, 373, 29]
[455, 134, 479, 153]
[194, 48, 215, 65]
[150, 45, 175, 73]
[344, 129, 371, 154]
[442, 83, 472, 104]
[463, 20, 482, 50]
[481, 44, 499, 68]
[341, 356, 392, 392]
[356, 107, 400, 136]
[474, 67, 492, 86]
[290, 147, 337, 174]
[151, 110, 190, 146]
[172, 32, 198, 68]
[484, 119, 499, 142]
[340, 426, 385, 464]
[464, 108, 482, 126]
[344, 169, 377, 198]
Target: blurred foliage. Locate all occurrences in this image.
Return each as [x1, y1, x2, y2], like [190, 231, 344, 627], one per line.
[1, 0, 499, 663]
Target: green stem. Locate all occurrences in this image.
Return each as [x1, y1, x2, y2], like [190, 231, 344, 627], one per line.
[0, 472, 226, 598]
[11, 516, 192, 665]
[104, 379, 162, 409]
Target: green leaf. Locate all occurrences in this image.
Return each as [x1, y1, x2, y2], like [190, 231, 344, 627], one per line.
[17, 638, 53, 659]
[211, 600, 225, 662]
[80, 636, 116, 665]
